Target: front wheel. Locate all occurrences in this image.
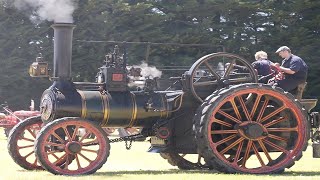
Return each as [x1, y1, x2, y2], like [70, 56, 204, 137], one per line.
[194, 83, 309, 174]
[7, 116, 43, 170]
[35, 118, 110, 175]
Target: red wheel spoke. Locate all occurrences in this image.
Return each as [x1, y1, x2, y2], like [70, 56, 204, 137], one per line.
[62, 126, 72, 142]
[79, 130, 92, 142]
[257, 140, 272, 162]
[267, 127, 298, 132]
[256, 97, 269, 122]
[18, 144, 34, 149]
[81, 139, 99, 146]
[71, 125, 80, 140]
[212, 118, 233, 128]
[233, 141, 244, 164]
[45, 141, 65, 148]
[78, 152, 93, 163]
[33, 159, 38, 166]
[51, 153, 60, 160]
[52, 132, 66, 144]
[218, 110, 242, 124]
[23, 151, 34, 159]
[241, 140, 252, 167]
[212, 130, 238, 134]
[63, 155, 70, 170]
[47, 150, 60, 156]
[268, 134, 288, 142]
[53, 153, 67, 165]
[21, 137, 35, 142]
[260, 106, 286, 123]
[252, 142, 265, 167]
[27, 128, 37, 138]
[75, 154, 82, 169]
[81, 148, 98, 154]
[216, 134, 238, 146]
[263, 139, 289, 154]
[250, 94, 262, 119]
[264, 117, 288, 128]
[220, 137, 245, 154]
[238, 95, 251, 121]
[230, 99, 242, 121]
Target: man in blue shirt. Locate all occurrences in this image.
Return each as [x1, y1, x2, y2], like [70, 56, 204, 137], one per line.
[232, 51, 275, 83]
[252, 51, 273, 76]
[273, 46, 308, 92]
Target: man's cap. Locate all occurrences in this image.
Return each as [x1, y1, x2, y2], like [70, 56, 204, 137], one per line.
[275, 46, 291, 53]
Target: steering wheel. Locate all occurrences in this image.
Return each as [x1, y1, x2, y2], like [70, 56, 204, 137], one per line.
[187, 52, 258, 102]
[266, 65, 284, 84]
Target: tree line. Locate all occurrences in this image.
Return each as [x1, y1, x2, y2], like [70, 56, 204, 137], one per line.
[0, 0, 319, 110]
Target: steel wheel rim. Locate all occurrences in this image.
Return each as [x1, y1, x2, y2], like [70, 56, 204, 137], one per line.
[208, 88, 306, 173]
[37, 119, 109, 175]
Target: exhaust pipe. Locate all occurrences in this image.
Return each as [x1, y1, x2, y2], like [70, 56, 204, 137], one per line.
[51, 23, 75, 80]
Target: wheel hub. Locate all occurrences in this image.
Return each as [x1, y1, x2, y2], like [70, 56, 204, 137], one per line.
[66, 142, 82, 154]
[237, 122, 268, 140]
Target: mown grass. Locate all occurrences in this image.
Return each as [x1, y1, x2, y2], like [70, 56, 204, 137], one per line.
[1, 127, 320, 180]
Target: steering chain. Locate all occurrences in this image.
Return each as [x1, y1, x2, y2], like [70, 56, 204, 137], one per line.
[109, 133, 145, 150]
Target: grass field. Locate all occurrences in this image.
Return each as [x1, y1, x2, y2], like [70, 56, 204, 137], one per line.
[2, 128, 320, 180]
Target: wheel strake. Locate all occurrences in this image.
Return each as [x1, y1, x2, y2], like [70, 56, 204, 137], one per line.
[194, 83, 309, 174]
[34, 118, 110, 175]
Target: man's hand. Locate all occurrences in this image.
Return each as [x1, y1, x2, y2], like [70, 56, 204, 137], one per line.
[274, 63, 280, 68]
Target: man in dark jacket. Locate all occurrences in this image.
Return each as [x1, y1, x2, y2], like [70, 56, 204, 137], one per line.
[273, 46, 308, 92]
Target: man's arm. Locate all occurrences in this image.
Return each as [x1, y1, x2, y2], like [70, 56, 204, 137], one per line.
[271, 62, 296, 74]
[279, 66, 296, 74]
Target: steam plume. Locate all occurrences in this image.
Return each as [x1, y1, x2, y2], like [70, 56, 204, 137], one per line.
[135, 62, 162, 78]
[4, 0, 77, 23]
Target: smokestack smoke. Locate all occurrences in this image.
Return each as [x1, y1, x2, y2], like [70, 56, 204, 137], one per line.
[4, 0, 77, 23]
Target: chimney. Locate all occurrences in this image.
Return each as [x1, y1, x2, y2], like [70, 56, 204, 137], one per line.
[51, 23, 75, 80]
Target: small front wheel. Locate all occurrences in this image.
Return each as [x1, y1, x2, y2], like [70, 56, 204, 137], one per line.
[35, 118, 110, 175]
[7, 116, 43, 170]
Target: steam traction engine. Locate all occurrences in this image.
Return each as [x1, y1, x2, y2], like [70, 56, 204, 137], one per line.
[8, 23, 320, 175]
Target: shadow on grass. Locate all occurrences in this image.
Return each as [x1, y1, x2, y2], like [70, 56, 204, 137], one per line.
[94, 169, 219, 177]
[92, 169, 320, 177]
[15, 169, 320, 177]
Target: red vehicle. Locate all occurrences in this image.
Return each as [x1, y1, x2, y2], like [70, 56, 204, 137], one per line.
[0, 103, 40, 137]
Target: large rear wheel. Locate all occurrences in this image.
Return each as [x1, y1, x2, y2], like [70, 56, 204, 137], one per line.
[194, 83, 309, 174]
[35, 118, 110, 175]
